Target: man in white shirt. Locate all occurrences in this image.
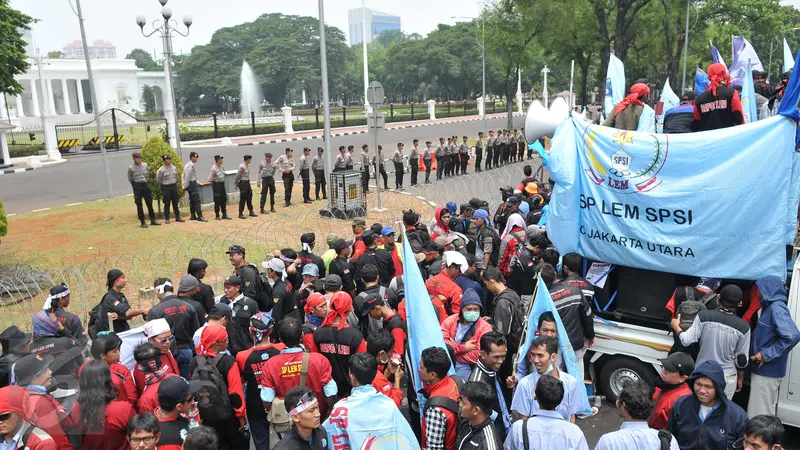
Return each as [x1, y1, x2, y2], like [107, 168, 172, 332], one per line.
[595, 380, 679, 450]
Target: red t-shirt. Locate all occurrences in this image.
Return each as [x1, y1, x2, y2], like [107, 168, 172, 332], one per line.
[372, 371, 402, 409]
[137, 374, 176, 414]
[26, 392, 74, 450]
[80, 361, 138, 405]
[426, 272, 463, 315]
[262, 350, 334, 416]
[71, 400, 136, 450]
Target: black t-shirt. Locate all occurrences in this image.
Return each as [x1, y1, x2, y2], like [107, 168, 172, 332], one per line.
[178, 295, 207, 326]
[221, 296, 259, 354]
[271, 280, 301, 324]
[313, 325, 365, 397]
[352, 248, 395, 289]
[53, 308, 85, 345]
[194, 282, 215, 314]
[98, 290, 132, 333]
[329, 259, 355, 293]
[147, 295, 201, 350]
[298, 250, 326, 279]
[157, 415, 190, 450]
[237, 344, 283, 417]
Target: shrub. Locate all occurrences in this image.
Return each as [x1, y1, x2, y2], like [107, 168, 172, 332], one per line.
[0, 200, 7, 240]
[140, 136, 184, 202]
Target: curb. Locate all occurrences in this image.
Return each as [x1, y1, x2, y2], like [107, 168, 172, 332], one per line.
[194, 114, 523, 148]
[0, 159, 68, 176]
[0, 167, 34, 175]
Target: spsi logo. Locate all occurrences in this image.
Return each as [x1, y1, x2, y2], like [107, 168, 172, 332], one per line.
[583, 128, 668, 194]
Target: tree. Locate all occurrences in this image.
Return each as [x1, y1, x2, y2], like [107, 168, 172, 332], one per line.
[140, 136, 183, 203]
[125, 48, 161, 71]
[142, 85, 156, 115]
[47, 50, 63, 59]
[377, 29, 406, 48]
[0, 200, 7, 242]
[0, 2, 34, 96]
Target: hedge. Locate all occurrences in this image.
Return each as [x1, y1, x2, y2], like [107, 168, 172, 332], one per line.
[140, 136, 184, 202]
[0, 200, 7, 239]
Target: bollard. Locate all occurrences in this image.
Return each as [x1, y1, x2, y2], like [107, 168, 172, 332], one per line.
[212, 112, 218, 138]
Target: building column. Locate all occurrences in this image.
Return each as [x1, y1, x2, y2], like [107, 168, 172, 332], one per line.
[0, 95, 7, 120]
[15, 94, 24, 118]
[30, 82, 40, 117]
[61, 79, 71, 114]
[0, 131, 10, 167]
[46, 79, 57, 115]
[76, 80, 86, 113]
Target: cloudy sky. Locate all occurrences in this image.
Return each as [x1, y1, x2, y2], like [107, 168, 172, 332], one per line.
[14, 0, 485, 58]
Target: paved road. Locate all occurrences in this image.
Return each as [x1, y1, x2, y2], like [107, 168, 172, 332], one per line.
[0, 115, 523, 215]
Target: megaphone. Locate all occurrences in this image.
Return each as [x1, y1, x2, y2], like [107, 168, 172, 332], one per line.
[524, 96, 570, 143]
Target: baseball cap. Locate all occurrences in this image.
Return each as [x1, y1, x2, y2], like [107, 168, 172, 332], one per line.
[0, 326, 32, 354]
[224, 275, 242, 286]
[351, 219, 366, 227]
[14, 354, 52, 386]
[302, 264, 319, 277]
[132, 152, 142, 158]
[659, 352, 695, 377]
[680, 91, 696, 102]
[360, 293, 386, 316]
[381, 226, 395, 237]
[505, 196, 520, 206]
[332, 239, 353, 254]
[324, 274, 343, 291]
[225, 245, 245, 256]
[209, 303, 232, 319]
[158, 376, 202, 410]
[434, 236, 455, 248]
[362, 229, 375, 240]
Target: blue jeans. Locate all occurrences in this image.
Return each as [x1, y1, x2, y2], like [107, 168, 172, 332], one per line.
[176, 347, 194, 379]
[247, 409, 270, 450]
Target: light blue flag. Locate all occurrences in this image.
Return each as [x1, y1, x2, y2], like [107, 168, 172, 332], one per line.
[323, 385, 420, 450]
[637, 104, 655, 133]
[516, 277, 591, 415]
[603, 54, 626, 115]
[695, 67, 709, 94]
[401, 229, 454, 420]
[529, 140, 548, 169]
[545, 114, 799, 280]
[730, 36, 764, 85]
[784, 37, 795, 73]
[657, 79, 680, 133]
[741, 61, 758, 123]
[711, 41, 727, 70]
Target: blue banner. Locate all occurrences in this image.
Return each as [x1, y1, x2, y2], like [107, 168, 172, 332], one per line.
[517, 277, 591, 415]
[547, 116, 799, 279]
[401, 229, 454, 419]
[695, 67, 710, 94]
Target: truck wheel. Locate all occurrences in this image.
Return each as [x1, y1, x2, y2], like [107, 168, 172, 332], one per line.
[598, 357, 656, 402]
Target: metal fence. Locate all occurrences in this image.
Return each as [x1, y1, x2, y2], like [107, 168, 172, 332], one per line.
[53, 108, 168, 155]
[0, 158, 545, 332]
[6, 126, 46, 158]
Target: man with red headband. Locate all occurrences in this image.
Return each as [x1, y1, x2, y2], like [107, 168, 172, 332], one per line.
[0, 386, 57, 449]
[309, 292, 367, 399]
[693, 63, 744, 131]
[188, 325, 249, 449]
[603, 83, 651, 130]
[302, 293, 327, 350]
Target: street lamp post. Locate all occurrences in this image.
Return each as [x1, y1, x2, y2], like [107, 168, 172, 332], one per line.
[137, 0, 191, 159]
[681, 0, 690, 93]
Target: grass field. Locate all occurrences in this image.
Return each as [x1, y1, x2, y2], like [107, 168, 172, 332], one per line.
[0, 183, 435, 331]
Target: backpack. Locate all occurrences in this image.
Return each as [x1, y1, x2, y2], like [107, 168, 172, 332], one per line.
[478, 227, 502, 267]
[267, 352, 309, 433]
[676, 287, 718, 330]
[192, 355, 234, 421]
[241, 264, 271, 311]
[508, 234, 535, 277]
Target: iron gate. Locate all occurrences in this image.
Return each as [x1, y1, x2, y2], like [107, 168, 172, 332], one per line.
[54, 108, 168, 154]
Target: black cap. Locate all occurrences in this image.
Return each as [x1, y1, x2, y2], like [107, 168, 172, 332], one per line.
[225, 245, 245, 256]
[161, 154, 172, 161]
[132, 152, 142, 158]
[317, 147, 324, 152]
[243, 154, 252, 160]
[680, 91, 696, 102]
[158, 376, 202, 410]
[300, 233, 316, 244]
[332, 239, 353, 254]
[362, 229, 375, 240]
[190, 152, 199, 158]
[265, 152, 273, 158]
[224, 275, 242, 286]
[214, 155, 223, 161]
[324, 274, 343, 291]
[14, 354, 51, 386]
[360, 293, 386, 316]
[505, 196, 520, 206]
[0, 326, 32, 354]
[719, 284, 743, 308]
[659, 352, 695, 377]
[209, 303, 232, 319]
[370, 223, 383, 235]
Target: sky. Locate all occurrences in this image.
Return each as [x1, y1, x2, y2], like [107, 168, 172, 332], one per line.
[13, 0, 484, 58]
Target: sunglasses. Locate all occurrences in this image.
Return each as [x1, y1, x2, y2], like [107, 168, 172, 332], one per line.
[0, 412, 12, 422]
[155, 335, 175, 346]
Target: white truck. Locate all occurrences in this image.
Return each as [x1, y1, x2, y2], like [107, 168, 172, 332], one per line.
[587, 251, 800, 427]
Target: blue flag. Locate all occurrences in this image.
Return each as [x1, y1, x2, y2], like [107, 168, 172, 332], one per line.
[784, 37, 795, 73]
[603, 54, 626, 115]
[695, 67, 710, 94]
[741, 61, 758, 123]
[516, 277, 591, 415]
[401, 229, 454, 419]
[710, 41, 727, 69]
[546, 115, 799, 279]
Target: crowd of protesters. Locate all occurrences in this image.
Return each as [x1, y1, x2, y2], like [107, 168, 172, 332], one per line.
[0, 162, 796, 450]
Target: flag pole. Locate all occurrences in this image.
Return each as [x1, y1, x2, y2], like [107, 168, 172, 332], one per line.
[511, 272, 540, 379]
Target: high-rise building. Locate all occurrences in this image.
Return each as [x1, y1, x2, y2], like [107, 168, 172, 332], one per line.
[348, 7, 401, 46]
[63, 40, 117, 59]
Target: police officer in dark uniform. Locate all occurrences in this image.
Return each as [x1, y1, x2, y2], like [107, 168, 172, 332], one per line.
[312, 147, 327, 200]
[182, 152, 207, 222]
[209, 155, 231, 220]
[235, 154, 257, 219]
[258, 153, 277, 214]
[127, 152, 160, 228]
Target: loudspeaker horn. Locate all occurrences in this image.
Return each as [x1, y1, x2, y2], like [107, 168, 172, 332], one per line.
[524, 96, 570, 143]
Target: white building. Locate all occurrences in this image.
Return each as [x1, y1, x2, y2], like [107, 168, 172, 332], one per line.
[62, 39, 117, 60]
[348, 7, 401, 46]
[4, 34, 167, 127]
